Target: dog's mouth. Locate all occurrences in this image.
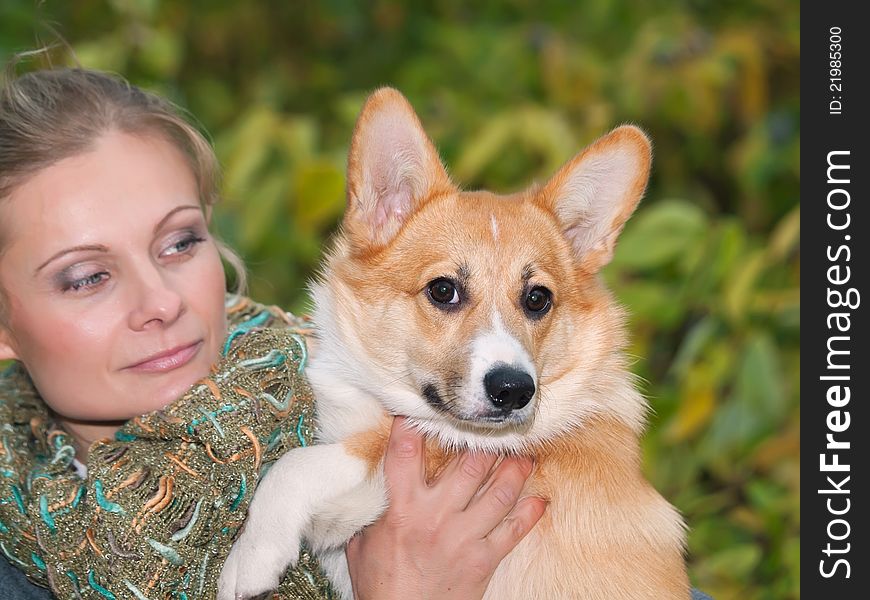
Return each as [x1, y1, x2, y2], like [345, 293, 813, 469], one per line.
[421, 383, 532, 426]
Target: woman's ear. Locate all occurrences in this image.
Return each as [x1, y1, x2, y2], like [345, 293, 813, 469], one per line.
[0, 328, 20, 361]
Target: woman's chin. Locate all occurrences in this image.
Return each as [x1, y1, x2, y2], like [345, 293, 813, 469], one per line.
[135, 367, 210, 415]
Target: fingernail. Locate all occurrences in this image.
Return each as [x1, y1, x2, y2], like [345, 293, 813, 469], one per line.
[393, 439, 418, 457]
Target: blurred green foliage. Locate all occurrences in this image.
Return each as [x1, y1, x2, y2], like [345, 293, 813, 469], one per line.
[2, 1, 799, 598]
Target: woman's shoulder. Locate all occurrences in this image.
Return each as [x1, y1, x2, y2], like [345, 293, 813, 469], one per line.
[226, 294, 313, 335]
[223, 294, 314, 359]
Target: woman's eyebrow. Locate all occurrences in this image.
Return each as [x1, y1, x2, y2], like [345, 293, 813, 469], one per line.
[35, 205, 202, 274]
[153, 204, 202, 234]
[36, 244, 109, 274]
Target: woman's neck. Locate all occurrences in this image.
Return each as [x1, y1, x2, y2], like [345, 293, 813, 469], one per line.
[56, 416, 126, 462]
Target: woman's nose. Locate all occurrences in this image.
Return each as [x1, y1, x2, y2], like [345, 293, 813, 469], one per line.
[127, 266, 185, 330]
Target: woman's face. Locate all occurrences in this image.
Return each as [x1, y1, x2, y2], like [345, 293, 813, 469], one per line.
[0, 130, 228, 426]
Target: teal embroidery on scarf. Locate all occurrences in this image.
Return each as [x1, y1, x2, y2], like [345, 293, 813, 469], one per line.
[39, 495, 56, 532]
[123, 580, 152, 600]
[230, 474, 247, 511]
[290, 333, 308, 372]
[0, 541, 27, 567]
[147, 538, 183, 565]
[196, 553, 210, 598]
[196, 406, 227, 438]
[10, 485, 26, 514]
[66, 570, 82, 593]
[31, 551, 45, 571]
[115, 431, 137, 442]
[170, 499, 203, 541]
[0, 519, 8, 533]
[239, 349, 286, 371]
[266, 427, 282, 452]
[72, 484, 85, 507]
[88, 569, 118, 599]
[222, 311, 271, 356]
[259, 460, 275, 480]
[296, 414, 308, 447]
[187, 404, 236, 436]
[0, 468, 13, 477]
[258, 389, 293, 411]
[51, 444, 76, 465]
[54, 485, 87, 520]
[94, 480, 124, 513]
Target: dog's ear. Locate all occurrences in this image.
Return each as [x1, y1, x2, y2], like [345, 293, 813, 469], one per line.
[537, 125, 652, 273]
[344, 87, 453, 249]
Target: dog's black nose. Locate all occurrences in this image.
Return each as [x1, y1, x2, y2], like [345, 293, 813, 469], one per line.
[484, 366, 535, 411]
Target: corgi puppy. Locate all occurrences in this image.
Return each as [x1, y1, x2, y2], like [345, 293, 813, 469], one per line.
[219, 88, 689, 599]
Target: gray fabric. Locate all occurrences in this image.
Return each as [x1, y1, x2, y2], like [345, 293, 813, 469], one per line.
[0, 557, 54, 599]
[692, 589, 714, 600]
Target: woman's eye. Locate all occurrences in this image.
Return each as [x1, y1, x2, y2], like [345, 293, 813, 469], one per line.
[66, 272, 109, 292]
[427, 278, 460, 307]
[161, 235, 205, 257]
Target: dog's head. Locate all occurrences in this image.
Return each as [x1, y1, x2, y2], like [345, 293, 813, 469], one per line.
[311, 88, 651, 449]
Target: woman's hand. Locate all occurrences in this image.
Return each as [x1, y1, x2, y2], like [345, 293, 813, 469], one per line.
[346, 417, 547, 600]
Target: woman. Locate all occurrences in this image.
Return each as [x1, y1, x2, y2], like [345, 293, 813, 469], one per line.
[0, 66, 545, 599]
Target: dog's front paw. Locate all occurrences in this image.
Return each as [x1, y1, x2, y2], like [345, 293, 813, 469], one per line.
[218, 530, 300, 600]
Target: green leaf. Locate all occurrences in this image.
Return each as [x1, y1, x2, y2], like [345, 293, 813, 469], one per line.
[698, 544, 763, 580]
[702, 332, 786, 457]
[292, 160, 346, 230]
[220, 108, 281, 201]
[615, 281, 683, 328]
[612, 199, 708, 270]
[137, 27, 183, 77]
[766, 205, 800, 263]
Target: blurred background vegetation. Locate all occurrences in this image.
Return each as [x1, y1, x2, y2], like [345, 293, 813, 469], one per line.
[2, 1, 799, 597]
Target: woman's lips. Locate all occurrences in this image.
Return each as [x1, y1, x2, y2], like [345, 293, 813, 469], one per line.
[125, 341, 203, 373]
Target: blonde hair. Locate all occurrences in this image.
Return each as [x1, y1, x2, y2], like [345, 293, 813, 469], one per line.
[0, 66, 246, 295]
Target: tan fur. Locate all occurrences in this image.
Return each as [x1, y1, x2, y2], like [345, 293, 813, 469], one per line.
[313, 89, 688, 598]
[343, 420, 391, 476]
[485, 418, 688, 599]
[344, 421, 461, 484]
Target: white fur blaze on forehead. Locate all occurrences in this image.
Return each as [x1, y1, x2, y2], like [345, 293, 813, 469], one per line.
[537, 125, 652, 272]
[344, 88, 453, 248]
[490, 214, 499, 241]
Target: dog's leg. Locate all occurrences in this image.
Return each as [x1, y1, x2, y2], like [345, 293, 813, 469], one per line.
[305, 467, 388, 599]
[317, 547, 354, 599]
[217, 443, 371, 600]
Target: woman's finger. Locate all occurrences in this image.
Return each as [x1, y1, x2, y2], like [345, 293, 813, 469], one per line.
[485, 496, 548, 560]
[432, 451, 499, 510]
[382, 417, 427, 508]
[464, 455, 534, 535]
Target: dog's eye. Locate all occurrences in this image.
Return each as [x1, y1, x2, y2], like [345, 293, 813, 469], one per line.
[525, 287, 552, 315]
[427, 278, 460, 306]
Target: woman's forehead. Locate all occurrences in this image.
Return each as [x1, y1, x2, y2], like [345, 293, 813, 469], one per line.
[1, 131, 201, 255]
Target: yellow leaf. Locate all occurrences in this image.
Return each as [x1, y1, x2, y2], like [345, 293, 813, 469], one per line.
[723, 250, 765, 323]
[766, 205, 800, 263]
[666, 377, 716, 442]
